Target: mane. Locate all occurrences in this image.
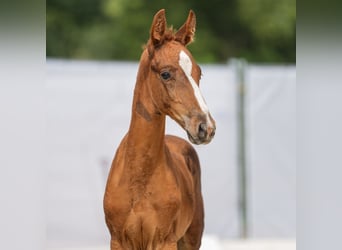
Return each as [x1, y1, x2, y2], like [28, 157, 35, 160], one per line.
[145, 26, 177, 60]
[138, 26, 179, 82]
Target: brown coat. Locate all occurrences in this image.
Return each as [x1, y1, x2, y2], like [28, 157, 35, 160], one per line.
[103, 9, 215, 250]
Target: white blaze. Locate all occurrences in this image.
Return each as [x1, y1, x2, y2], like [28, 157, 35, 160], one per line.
[178, 50, 209, 114]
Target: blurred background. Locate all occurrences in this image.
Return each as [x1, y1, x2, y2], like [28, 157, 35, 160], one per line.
[47, 0, 295, 64]
[46, 0, 296, 249]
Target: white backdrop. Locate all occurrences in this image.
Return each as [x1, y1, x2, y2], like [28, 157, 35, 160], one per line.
[246, 66, 296, 237]
[46, 60, 295, 247]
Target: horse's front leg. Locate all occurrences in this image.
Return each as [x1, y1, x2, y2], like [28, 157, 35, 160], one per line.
[161, 242, 178, 250]
[110, 238, 124, 250]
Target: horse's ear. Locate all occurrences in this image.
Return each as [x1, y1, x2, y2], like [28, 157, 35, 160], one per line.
[175, 10, 196, 46]
[150, 9, 167, 47]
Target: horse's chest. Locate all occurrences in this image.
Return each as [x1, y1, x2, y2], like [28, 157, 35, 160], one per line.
[105, 168, 194, 246]
[111, 172, 183, 224]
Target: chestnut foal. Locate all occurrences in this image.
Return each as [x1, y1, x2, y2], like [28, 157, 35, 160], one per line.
[104, 9, 216, 250]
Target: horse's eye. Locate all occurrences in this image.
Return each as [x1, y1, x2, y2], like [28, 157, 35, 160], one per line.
[160, 71, 171, 80]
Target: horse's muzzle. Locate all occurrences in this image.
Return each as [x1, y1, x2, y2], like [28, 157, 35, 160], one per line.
[187, 120, 216, 145]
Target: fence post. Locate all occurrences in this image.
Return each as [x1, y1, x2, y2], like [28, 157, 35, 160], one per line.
[231, 58, 248, 238]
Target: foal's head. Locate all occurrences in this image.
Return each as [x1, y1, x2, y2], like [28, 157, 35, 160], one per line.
[141, 9, 216, 145]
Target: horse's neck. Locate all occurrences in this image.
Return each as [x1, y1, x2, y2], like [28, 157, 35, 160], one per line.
[126, 73, 166, 172]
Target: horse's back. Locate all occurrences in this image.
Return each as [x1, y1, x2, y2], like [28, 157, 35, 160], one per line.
[164, 135, 201, 186]
[165, 135, 204, 249]
[165, 134, 198, 158]
[164, 134, 202, 217]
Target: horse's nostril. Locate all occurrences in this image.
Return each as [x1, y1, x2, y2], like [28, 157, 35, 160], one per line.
[210, 129, 216, 137]
[198, 123, 207, 140]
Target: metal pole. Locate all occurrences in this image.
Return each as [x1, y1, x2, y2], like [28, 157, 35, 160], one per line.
[231, 58, 248, 238]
